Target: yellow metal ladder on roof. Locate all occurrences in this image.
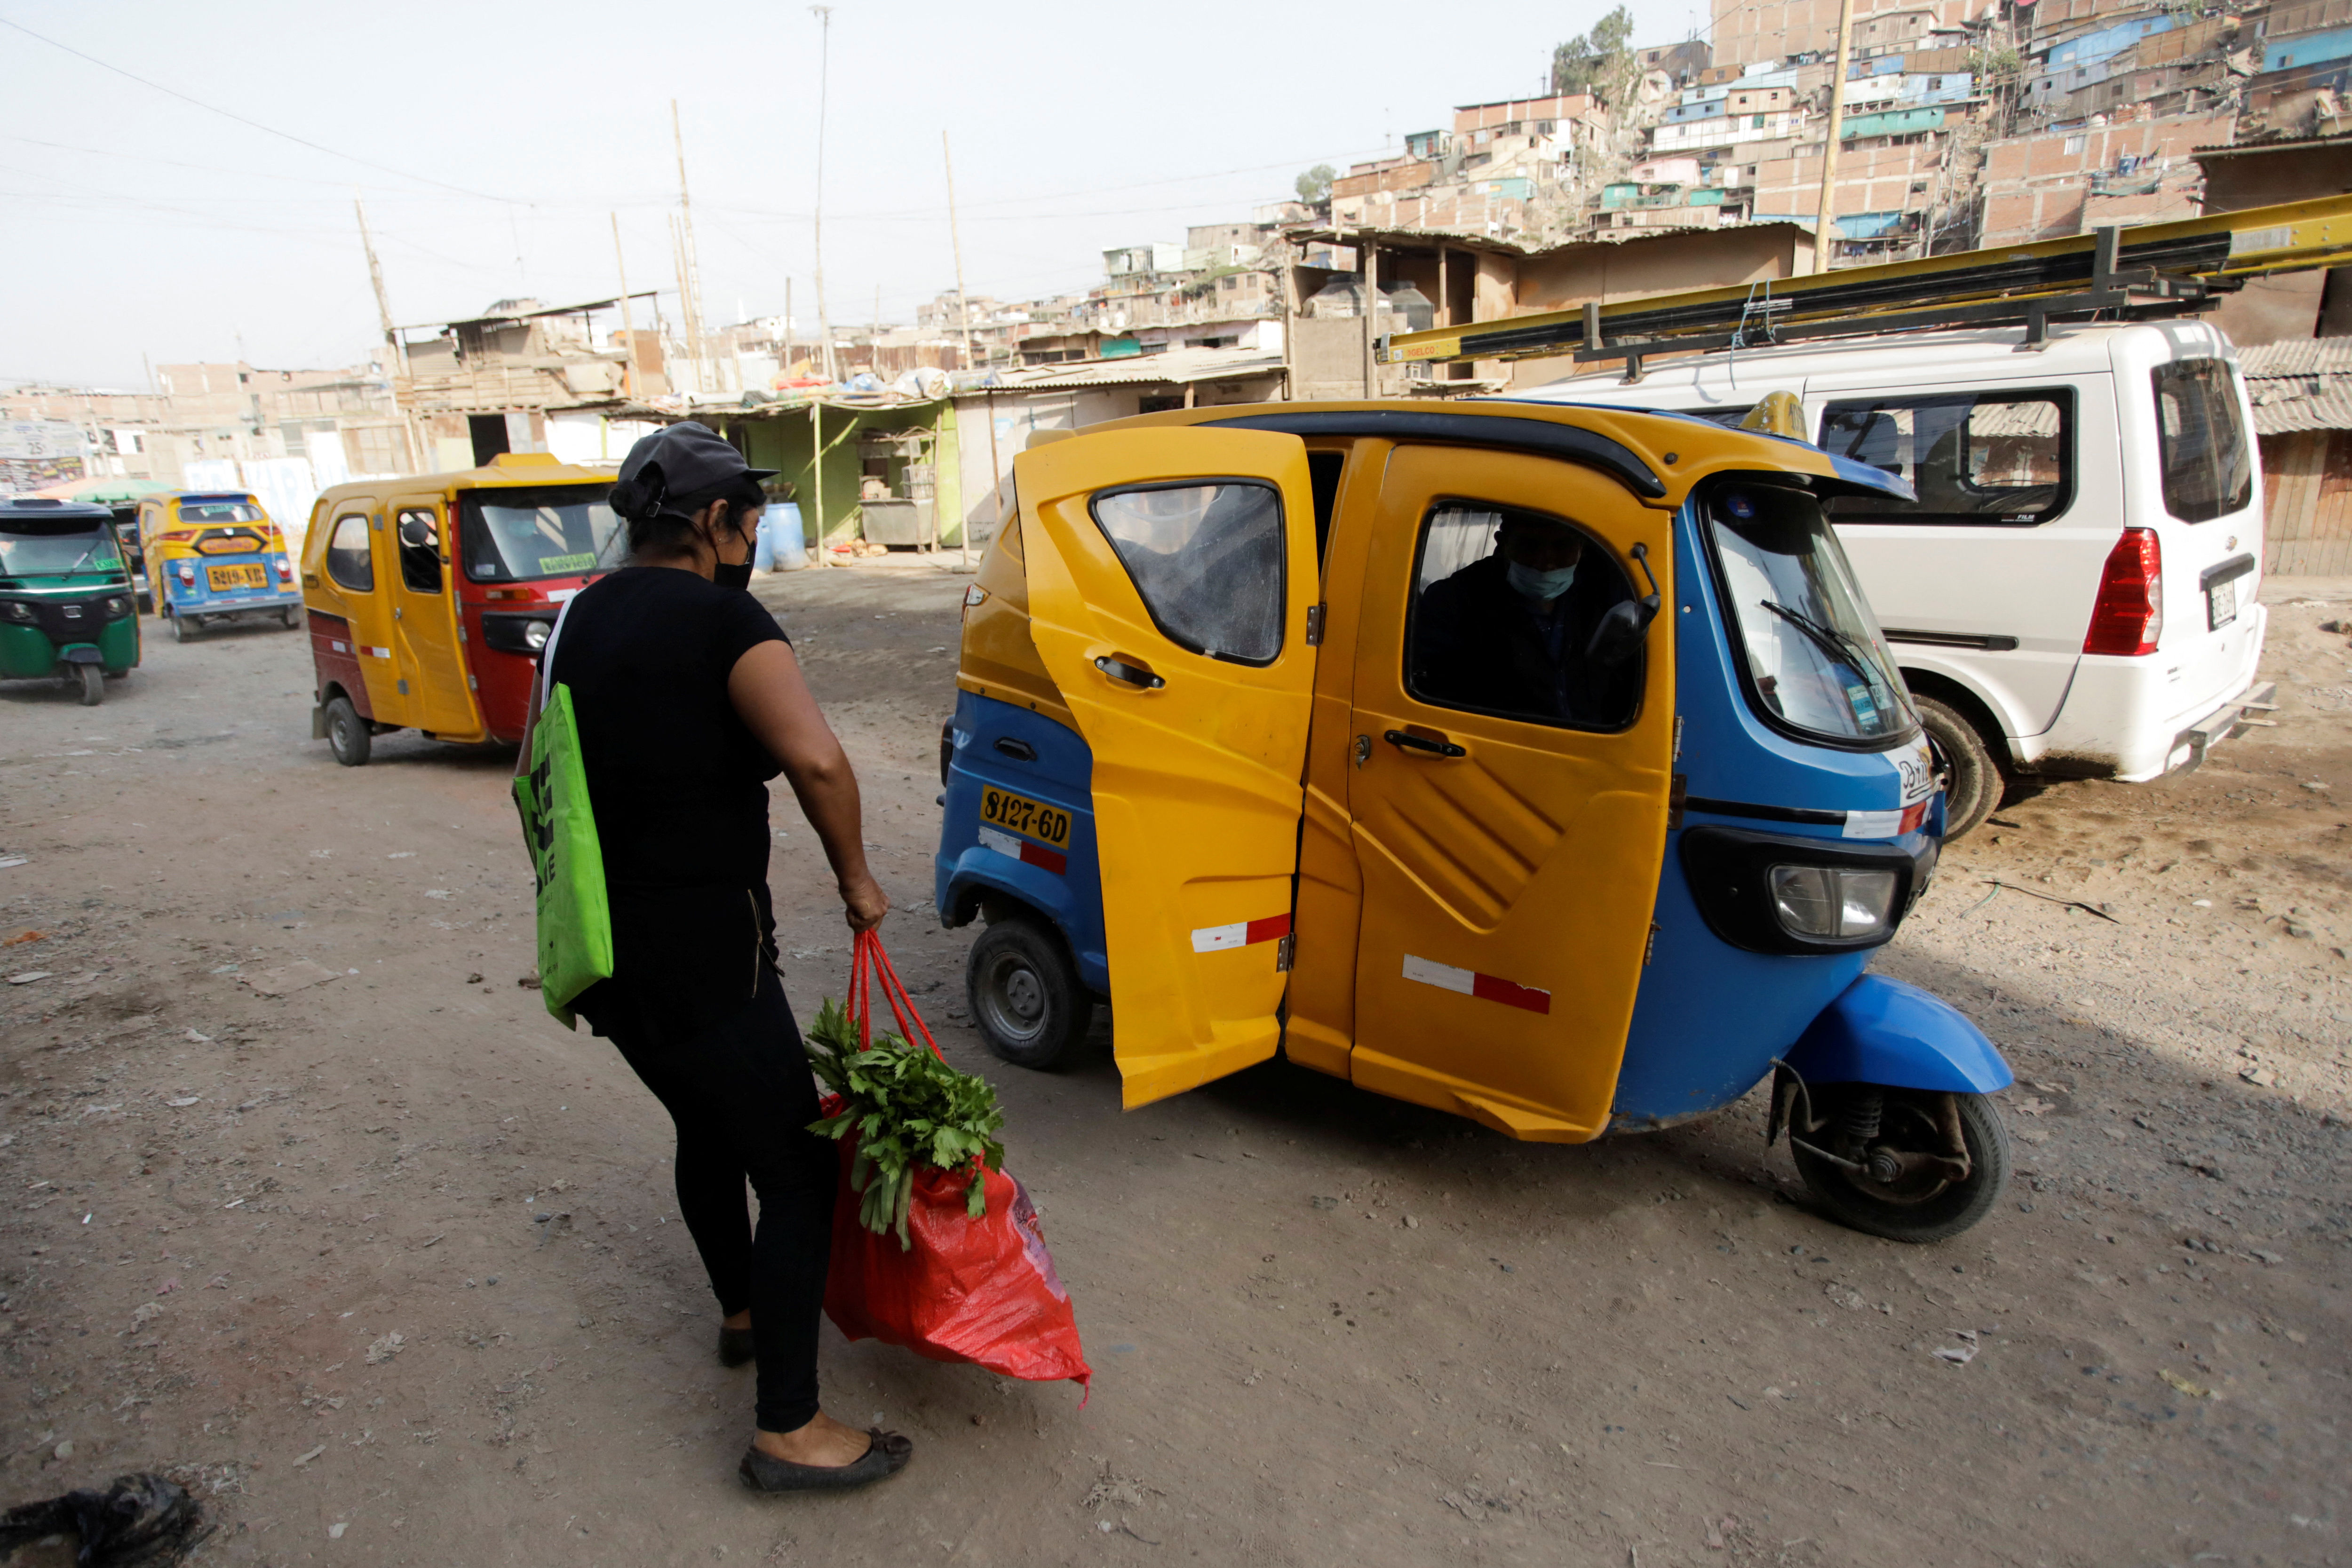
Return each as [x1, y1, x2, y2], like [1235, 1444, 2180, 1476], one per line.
[1381, 192, 2352, 375]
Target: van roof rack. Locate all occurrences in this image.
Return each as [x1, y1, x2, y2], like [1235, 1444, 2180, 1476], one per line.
[1381, 193, 2352, 379]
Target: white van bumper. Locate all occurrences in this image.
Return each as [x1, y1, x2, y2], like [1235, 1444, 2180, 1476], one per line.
[2028, 604, 2271, 781]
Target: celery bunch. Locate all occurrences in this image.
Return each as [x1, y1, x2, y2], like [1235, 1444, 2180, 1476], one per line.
[804, 997, 1007, 1249]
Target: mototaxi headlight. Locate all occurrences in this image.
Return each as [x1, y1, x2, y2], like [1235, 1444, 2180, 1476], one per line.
[104, 596, 129, 617]
[4, 600, 34, 623]
[1769, 865, 1898, 940]
[522, 618, 551, 652]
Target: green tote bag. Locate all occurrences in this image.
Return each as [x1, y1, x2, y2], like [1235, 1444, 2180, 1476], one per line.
[513, 601, 613, 1027]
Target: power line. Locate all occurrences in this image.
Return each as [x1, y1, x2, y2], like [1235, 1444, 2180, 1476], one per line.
[0, 16, 521, 205]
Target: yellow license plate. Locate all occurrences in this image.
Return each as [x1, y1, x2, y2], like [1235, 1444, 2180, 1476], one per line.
[980, 786, 1071, 849]
[207, 564, 268, 590]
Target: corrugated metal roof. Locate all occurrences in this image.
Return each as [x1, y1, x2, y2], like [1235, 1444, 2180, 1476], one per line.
[2236, 336, 2352, 377]
[2251, 387, 2352, 433]
[984, 347, 1287, 391]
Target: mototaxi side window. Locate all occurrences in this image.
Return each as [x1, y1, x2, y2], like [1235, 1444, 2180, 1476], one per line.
[2152, 358, 2253, 523]
[325, 512, 375, 592]
[1701, 481, 1918, 748]
[1405, 500, 1641, 732]
[1088, 480, 1284, 664]
[1817, 390, 2073, 525]
[459, 485, 619, 583]
[396, 508, 444, 594]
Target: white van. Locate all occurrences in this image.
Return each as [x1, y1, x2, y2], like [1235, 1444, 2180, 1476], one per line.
[1514, 319, 2273, 836]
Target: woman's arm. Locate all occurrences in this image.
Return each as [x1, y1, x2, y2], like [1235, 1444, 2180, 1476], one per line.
[728, 639, 889, 931]
[513, 665, 544, 781]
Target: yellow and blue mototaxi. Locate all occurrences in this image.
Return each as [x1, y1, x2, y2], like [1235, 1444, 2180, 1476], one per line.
[933, 399, 2015, 1242]
[135, 490, 302, 640]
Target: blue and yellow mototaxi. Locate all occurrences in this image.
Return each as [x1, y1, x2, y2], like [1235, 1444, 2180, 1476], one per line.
[933, 398, 2015, 1242]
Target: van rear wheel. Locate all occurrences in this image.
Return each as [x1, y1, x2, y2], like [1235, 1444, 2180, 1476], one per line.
[967, 915, 1092, 1070]
[324, 695, 371, 767]
[1917, 697, 2001, 840]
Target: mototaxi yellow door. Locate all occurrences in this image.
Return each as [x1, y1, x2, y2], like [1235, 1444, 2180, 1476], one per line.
[1344, 444, 1676, 1141]
[311, 501, 410, 726]
[384, 498, 483, 738]
[1014, 427, 1321, 1108]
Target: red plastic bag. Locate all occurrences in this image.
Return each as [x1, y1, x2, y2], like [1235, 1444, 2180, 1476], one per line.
[818, 932, 1091, 1396]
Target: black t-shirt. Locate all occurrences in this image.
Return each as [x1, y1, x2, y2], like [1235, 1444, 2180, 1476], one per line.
[549, 566, 789, 891]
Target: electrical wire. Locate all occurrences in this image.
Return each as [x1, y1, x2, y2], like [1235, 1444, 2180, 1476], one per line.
[0, 15, 523, 205]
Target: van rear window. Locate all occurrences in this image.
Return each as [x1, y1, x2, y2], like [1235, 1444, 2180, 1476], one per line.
[1818, 391, 2073, 525]
[2152, 358, 2253, 524]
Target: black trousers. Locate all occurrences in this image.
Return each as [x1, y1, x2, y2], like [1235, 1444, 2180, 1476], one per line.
[586, 964, 839, 1433]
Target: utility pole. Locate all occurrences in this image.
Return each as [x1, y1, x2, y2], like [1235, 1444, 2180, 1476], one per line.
[944, 130, 977, 376]
[810, 5, 838, 383]
[786, 278, 795, 369]
[1811, 0, 1859, 276]
[672, 100, 706, 389]
[355, 198, 423, 473]
[611, 213, 639, 399]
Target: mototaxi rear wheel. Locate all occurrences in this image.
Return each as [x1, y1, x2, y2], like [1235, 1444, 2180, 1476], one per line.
[967, 914, 1091, 1070]
[324, 694, 371, 767]
[1791, 1084, 2009, 1244]
[170, 608, 194, 643]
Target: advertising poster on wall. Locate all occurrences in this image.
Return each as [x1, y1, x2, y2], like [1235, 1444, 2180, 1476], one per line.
[0, 419, 89, 493]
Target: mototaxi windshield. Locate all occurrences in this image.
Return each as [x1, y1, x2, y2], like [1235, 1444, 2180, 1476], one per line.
[1701, 480, 1919, 748]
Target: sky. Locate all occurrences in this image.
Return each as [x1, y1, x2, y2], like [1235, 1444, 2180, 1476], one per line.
[0, 0, 1660, 388]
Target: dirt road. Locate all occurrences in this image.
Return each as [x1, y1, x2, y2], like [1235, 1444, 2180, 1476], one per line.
[0, 565, 2344, 1568]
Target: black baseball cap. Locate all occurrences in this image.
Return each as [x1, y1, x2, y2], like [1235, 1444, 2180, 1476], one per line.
[616, 421, 777, 504]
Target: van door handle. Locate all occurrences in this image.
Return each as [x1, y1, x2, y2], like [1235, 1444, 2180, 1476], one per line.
[1094, 655, 1165, 690]
[1384, 728, 1466, 758]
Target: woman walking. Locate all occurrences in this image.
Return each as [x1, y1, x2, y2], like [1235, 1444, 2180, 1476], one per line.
[521, 421, 911, 1491]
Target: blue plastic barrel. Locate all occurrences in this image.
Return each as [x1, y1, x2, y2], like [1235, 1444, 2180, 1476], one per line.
[764, 503, 806, 572]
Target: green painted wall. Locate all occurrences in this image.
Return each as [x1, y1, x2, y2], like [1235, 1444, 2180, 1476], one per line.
[729, 399, 962, 549]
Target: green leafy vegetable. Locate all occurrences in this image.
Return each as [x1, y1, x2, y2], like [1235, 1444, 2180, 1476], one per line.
[804, 997, 1006, 1249]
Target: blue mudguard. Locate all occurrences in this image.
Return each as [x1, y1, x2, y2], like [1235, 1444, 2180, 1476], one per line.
[1783, 975, 2013, 1094]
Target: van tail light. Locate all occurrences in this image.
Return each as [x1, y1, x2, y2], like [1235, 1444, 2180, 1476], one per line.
[2082, 527, 2163, 656]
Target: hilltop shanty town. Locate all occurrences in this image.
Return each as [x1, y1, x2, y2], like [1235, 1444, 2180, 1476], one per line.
[1, 1, 2349, 1564]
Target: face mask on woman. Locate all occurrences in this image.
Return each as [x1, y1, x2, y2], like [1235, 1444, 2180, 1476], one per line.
[710, 511, 756, 591]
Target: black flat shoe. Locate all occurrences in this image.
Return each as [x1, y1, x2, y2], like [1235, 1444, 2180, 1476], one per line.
[737, 1429, 913, 1493]
[717, 1325, 756, 1368]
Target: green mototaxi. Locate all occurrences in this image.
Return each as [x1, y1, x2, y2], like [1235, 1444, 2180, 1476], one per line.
[0, 497, 142, 706]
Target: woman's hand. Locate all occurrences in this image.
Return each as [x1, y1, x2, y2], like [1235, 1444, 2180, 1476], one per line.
[840, 870, 890, 932]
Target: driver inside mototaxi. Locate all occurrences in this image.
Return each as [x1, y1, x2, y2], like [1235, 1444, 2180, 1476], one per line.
[1412, 509, 1637, 727]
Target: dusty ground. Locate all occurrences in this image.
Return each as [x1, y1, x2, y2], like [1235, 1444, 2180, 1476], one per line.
[0, 561, 2344, 1568]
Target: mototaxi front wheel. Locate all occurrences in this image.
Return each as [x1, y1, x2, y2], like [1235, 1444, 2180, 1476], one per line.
[1791, 1084, 2010, 1243]
[324, 694, 371, 767]
[75, 664, 104, 706]
[966, 915, 1092, 1070]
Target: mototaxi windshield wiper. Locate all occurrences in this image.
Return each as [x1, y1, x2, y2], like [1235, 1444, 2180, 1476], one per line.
[1759, 599, 1901, 705]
